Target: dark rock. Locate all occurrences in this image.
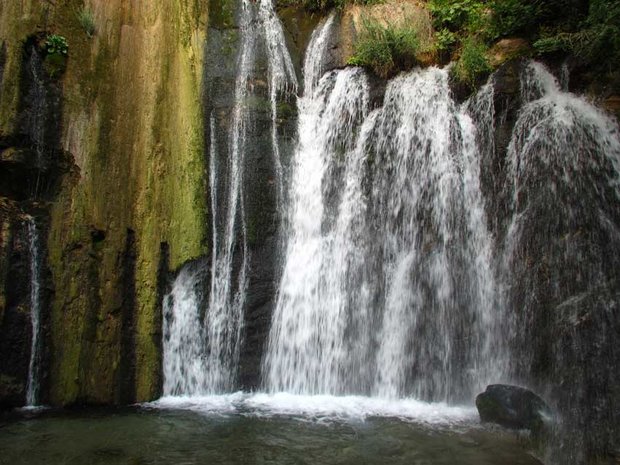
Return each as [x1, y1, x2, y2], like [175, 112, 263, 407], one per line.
[0, 216, 32, 408]
[0, 374, 24, 408]
[476, 384, 551, 435]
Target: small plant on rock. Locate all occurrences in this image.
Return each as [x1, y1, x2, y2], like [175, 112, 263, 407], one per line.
[44, 34, 68, 56]
[77, 7, 96, 38]
[454, 37, 491, 87]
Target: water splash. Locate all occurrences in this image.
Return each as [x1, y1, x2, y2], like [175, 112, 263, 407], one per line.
[152, 392, 477, 426]
[162, 264, 208, 396]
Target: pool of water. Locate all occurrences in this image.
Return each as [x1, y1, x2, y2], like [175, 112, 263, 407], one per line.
[0, 394, 542, 465]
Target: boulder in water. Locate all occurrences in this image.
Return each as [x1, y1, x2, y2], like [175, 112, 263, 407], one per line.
[476, 384, 551, 434]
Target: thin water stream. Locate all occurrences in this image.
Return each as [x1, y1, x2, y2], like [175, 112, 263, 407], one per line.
[25, 217, 42, 407]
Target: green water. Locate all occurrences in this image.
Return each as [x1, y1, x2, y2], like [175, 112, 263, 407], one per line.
[0, 407, 542, 465]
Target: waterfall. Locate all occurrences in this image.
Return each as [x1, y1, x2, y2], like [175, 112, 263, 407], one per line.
[162, 0, 297, 396]
[259, 0, 298, 207]
[160, 11, 620, 459]
[25, 46, 47, 168]
[502, 61, 620, 379]
[368, 69, 499, 402]
[25, 217, 42, 407]
[264, 12, 500, 400]
[303, 14, 336, 96]
[263, 66, 371, 394]
[497, 61, 620, 463]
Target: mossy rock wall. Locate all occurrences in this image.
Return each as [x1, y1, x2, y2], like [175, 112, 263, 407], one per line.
[0, 0, 209, 405]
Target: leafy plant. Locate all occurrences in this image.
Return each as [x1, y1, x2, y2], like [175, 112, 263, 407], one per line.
[454, 37, 491, 86]
[77, 6, 96, 38]
[428, 0, 486, 33]
[348, 18, 419, 78]
[435, 28, 457, 51]
[488, 0, 540, 39]
[45, 34, 68, 56]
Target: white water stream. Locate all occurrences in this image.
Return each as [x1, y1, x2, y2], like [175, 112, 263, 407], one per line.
[25, 217, 42, 407]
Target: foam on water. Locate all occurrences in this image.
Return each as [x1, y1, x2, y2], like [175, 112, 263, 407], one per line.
[150, 393, 477, 426]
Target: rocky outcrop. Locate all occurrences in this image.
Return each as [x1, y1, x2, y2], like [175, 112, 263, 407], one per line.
[476, 384, 551, 436]
[488, 39, 531, 68]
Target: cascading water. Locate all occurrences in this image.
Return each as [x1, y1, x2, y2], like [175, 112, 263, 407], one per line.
[162, 0, 297, 396]
[264, 14, 500, 401]
[499, 62, 620, 463]
[259, 0, 298, 207]
[368, 70, 500, 402]
[502, 62, 620, 377]
[162, 264, 209, 396]
[263, 14, 375, 395]
[25, 217, 42, 407]
[25, 46, 47, 168]
[263, 65, 372, 394]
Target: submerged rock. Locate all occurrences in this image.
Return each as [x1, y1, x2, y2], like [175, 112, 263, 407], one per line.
[476, 384, 551, 435]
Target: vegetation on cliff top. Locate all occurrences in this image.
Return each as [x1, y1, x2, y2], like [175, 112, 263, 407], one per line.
[297, 0, 619, 88]
[430, 0, 620, 86]
[277, 0, 382, 13]
[348, 19, 420, 78]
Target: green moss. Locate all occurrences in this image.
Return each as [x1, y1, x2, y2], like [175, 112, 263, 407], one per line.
[277, 101, 296, 120]
[42, 53, 67, 79]
[210, 0, 235, 29]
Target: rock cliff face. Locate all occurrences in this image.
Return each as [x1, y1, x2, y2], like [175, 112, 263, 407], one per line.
[0, 0, 209, 405]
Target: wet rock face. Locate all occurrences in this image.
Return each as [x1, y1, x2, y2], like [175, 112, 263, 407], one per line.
[549, 288, 620, 462]
[0, 206, 54, 409]
[476, 384, 551, 435]
[0, 34, 67, 409]
[477, 59, 620, 462]
[0, 36, 67, 203]
[0, 216, 32, 408]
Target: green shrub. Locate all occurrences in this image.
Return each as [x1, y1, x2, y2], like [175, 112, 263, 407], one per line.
[428, 0, 486, 33]
[488, 0, 540, 39]
[454, 37, 491, 86]
[348, 18, 419, 78]
[77, 7, 96, 37]
[44, 34, 68, 56]
[435, 28, 457, 51]
[533, 0, 620, 67]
